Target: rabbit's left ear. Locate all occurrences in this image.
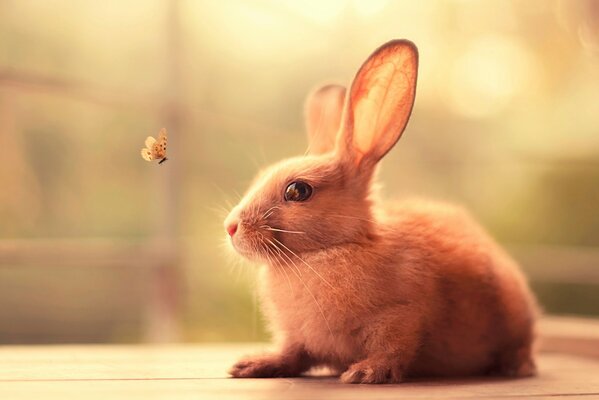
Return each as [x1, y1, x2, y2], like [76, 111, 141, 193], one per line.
[304, 84, 346, 155]
[337, 40, 418, 167]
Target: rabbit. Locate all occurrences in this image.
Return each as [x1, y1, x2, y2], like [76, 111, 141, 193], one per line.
[224, 39, 538, 384]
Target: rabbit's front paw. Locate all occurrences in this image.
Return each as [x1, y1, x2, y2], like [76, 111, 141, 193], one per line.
[229, 355, 293, 378]
[340, 359, 403, 384]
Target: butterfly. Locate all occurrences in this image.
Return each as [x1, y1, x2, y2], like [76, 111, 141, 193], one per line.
[141, 128, 168, 164]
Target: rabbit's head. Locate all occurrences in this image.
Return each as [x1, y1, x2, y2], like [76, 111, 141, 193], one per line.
[225, 40, 418, 262]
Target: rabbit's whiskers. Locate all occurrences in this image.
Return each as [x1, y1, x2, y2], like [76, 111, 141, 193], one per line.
[260, 225, 306, 235]
[264, 237, 334, 339]
[271, 237, 334, 290]
[259, 239, 293, 293]
[265, 238, 301, 292]
[261, 206, 280, 220]
[207, 204, 231, 217]
[264, 237, 303, 279]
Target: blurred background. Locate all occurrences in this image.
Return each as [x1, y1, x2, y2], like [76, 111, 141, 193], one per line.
[0, 0, 598, 344]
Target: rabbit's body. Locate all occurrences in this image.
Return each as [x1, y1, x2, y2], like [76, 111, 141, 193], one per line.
[259, 199, 536, 379]
[225, 40, 537, 383]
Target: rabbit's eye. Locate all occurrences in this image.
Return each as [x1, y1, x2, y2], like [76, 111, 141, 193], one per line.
[284, 181, 313, 202]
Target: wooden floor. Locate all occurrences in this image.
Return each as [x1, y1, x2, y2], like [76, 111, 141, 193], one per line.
[1, 343, 599, 400]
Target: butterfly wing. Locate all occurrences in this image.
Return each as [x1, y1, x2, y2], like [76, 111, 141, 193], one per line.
[141, 148, 154, 161]
[153, 128, 168, 158]
[145, 136, 156, 149]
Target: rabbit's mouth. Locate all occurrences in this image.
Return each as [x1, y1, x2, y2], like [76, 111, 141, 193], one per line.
[228, 223, 276, 262]
[229, 222, 310, 267]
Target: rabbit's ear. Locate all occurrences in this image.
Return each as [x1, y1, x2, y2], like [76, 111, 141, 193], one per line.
[304, 84, 346, 155]
[338, 40, 418, 167]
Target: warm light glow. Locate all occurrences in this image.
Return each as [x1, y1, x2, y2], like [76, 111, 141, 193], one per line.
[447, 34, 539, 118]
[281, 0, 346, 24]
[352, 0, 389, 17]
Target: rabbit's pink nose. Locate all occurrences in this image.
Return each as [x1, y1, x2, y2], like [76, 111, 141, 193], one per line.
[226, 221, 238, 237]
[224, 209, 241, 237]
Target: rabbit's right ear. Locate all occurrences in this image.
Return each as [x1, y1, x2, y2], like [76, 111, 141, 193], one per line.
[304, 84, 346, 155]
[337, 40, 418, 168]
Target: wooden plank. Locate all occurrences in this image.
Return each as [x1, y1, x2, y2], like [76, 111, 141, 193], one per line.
[0, 344, 598, 399]
[539, 316, 599, 359]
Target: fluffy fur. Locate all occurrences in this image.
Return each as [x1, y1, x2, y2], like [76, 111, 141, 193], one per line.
[224, 39, 538, 384]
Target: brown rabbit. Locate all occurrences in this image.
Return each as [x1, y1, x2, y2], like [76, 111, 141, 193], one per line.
[224, 39, 538, 384]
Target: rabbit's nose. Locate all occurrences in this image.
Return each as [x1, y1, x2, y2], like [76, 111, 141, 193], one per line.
[224, 211, 240, 237]
[226, 221, 238, 237]
[224, 207, 241, 237]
